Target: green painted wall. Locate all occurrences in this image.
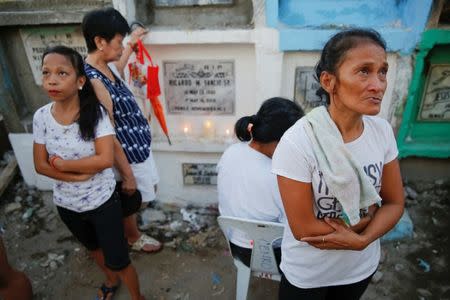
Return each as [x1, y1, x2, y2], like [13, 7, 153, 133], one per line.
[398, 29, 450, 158]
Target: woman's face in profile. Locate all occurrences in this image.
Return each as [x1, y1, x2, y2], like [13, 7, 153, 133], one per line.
[332, 42, 388, 116]
[102, 34, 125, 62]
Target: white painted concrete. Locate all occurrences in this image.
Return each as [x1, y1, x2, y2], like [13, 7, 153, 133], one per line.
[12, 2, 409, 208]
[8, 134, 53, 190]
[141, 43, 256, 205]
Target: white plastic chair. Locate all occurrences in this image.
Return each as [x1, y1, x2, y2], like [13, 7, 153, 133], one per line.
[217, 216, 284, 300]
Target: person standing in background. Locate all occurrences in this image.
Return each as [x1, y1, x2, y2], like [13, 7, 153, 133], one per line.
[82, 7, 162, 253]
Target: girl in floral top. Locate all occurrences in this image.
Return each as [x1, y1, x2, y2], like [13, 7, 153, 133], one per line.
[33, 46, 144, 300]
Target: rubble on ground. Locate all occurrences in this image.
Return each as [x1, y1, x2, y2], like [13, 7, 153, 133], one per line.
[0, 173, 449, 299]
[138, 202, 221, 251]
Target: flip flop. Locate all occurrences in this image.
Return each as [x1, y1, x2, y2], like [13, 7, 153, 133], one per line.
[95, 283, 119, 300]
[129, 233, 162, 253]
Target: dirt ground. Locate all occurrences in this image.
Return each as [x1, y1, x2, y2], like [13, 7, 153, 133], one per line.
[0, 176, 449, 300]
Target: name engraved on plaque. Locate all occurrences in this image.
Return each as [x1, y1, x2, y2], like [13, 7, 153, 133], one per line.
[419, 64, 450, 121]
[164, 60, 235, 115]
[182, 163, 218, 185]
[20, 26, 87, 84]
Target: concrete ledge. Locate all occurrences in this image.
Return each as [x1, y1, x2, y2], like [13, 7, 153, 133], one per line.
[152, 141, 229, 153]
[0, 0, 108, 26]
[400, 157, 450, 181]
[142, 28, 255, 45]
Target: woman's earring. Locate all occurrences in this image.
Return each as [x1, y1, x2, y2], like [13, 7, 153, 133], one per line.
[99, 47, 103, 51]
[78, 86, 83, 90]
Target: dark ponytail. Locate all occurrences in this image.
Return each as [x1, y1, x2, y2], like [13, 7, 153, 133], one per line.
[235, 115, 257, 142]
[314, 28, 386, 104]
[42, 46, 103, 141]
[235, 97, 304, 143]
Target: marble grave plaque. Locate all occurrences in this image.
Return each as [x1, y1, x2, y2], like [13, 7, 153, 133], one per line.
[164, 60, 235, 115]
[182, 163, 217, 185]
[294, 67, 327, 112]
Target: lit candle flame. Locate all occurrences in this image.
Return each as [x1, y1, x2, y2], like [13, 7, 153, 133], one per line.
[183, 126, 189, 134]
[225, 129, 230, 136]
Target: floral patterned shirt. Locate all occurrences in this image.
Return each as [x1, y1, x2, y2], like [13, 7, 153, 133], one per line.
[33, 103, 116, 212]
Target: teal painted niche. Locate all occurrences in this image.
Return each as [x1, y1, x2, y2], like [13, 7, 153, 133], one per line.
[266, 0, 432, 54]
[398, 29, 450, 158]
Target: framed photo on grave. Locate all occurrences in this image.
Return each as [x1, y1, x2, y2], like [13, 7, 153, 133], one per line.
[293, 67, 326, 112]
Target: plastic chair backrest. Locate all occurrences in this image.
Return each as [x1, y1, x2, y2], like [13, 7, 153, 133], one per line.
[217, 216, 284, 276]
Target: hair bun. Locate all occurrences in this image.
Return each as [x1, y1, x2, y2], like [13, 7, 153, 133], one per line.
[250, 114, 259, 124]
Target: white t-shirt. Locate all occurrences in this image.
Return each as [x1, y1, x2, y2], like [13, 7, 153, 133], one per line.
[218, 142, 286, 248]
[33, 103, 116, 212]
[272, 115, 398, 288]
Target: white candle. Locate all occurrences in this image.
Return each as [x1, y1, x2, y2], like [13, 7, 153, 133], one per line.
[225, 128, 233, 143]
[182, 124, 190, 140]
[202, 120, 215, 139]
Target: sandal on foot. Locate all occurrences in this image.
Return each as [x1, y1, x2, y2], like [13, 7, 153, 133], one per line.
[95, 283, 119, 300]
[129, 234, 162, 253]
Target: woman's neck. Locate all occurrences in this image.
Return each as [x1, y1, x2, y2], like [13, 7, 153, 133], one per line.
[327, 104, 364, 143]
[52, 96, 80, 125]
[86, 52, 109, 70]
[86, 52, 115, 82]
[249, 140, 277, 158]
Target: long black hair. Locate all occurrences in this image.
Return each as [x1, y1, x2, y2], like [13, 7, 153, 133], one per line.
[315, 28, 386, 104]
[42, 45, 103, 141]
[235, 97, 304, 143]
[82, 7, 130, 53]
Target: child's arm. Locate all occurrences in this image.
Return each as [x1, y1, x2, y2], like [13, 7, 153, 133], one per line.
[33, 143, 93, 182]
[52, 135, 114, 174]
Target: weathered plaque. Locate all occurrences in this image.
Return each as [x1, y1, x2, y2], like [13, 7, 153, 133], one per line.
[20, 26, 87, 85]
[164, 60, 235, 115]
[294, 67, 327, 112]
[419, 64, 450, 121]
[182, 163, 217, 185]
[155, 0, 233, 7]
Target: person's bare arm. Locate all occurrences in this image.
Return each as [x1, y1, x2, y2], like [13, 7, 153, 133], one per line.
[301, 159, 404, 250]
[278, 175, 375, 238]
[90, 79, 137, 194]
[114, 26, 148, 78]
[33, 143, 93, 182]
[360, 159, 404, 242]
[277, 176, 336, 239]
[52, 135, 114, 174]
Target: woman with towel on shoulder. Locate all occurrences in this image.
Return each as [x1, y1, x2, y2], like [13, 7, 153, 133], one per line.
[272, 28, 404, 299]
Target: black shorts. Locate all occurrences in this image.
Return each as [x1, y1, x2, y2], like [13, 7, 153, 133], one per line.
[279, 271, 374, 300]
[115, 181, 143, 217]
[56, 193, 130, 271]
